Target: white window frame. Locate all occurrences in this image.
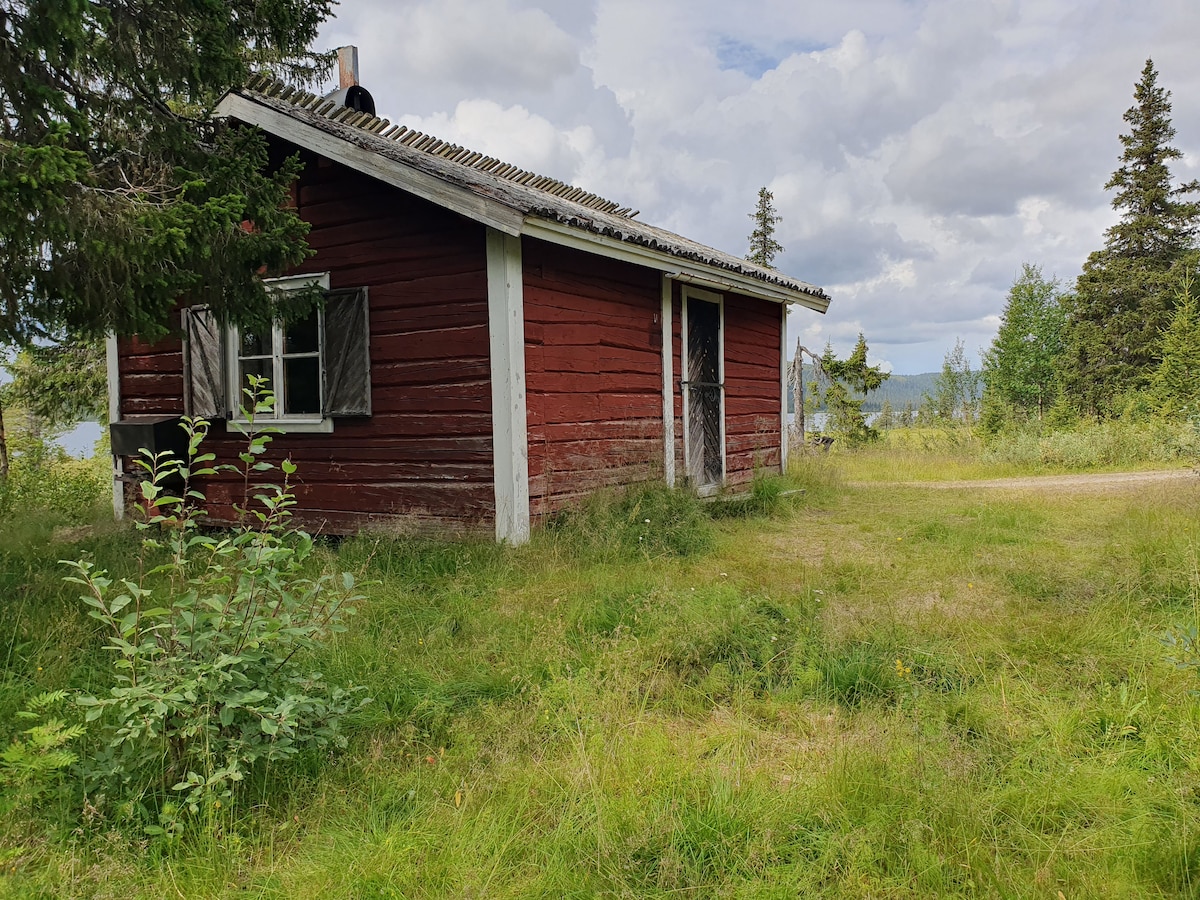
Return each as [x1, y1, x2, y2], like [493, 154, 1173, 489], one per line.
[225, 272, 334, 434]
[680, 285, 725, 494]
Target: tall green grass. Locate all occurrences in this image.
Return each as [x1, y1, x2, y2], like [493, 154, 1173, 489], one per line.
[4, 459, 1200, 897]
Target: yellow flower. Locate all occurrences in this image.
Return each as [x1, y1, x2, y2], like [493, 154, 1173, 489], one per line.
[894, 658, 911, 679]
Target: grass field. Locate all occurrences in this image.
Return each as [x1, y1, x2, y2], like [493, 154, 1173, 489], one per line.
[4, 453, 1200, 898]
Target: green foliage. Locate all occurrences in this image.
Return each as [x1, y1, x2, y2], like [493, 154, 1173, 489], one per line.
[981, 417, 1200, 469]
[1150, 271, 1200, 418]
[0, 0, 335, 344]
[0, 440, 108, 521]
[546, 483, 714, 560]
[0, 691, 85, 805]
[982, 264, 1065, 431]
[818, 334, 889, 446]
[2, 334, 107, 429]
[1062, 59, 1200, 414]
[745, 186, 783, 267]
[64, 384, 367, 820]
[927, 338, 981, 427]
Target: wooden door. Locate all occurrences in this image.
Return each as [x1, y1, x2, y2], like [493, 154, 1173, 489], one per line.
[685, 293, 723, 491]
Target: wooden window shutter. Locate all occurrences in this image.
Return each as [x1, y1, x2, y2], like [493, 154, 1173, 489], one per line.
[323, 287, 371, 416]
[183, 306, 226, 419]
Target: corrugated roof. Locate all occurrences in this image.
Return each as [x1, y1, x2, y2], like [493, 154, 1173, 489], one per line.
[221, 75, 830, 308]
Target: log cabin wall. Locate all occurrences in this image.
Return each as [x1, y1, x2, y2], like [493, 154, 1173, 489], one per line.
[668, 283, 783, 488]
[114, 153, 495, 533]
[722, 291, 784, 486]
[522, 238, 665, 519]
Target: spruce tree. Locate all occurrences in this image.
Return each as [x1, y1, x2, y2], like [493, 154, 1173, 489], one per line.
[1062, 59, 1200, 414]
[1150, 273, 1200, 418]
[0, 0, 335, 346]
[819, 334, 889, 445]
[746, 187, 784, 267]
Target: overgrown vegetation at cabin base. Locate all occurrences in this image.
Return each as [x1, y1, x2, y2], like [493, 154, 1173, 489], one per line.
[4, 434, 1200, 897]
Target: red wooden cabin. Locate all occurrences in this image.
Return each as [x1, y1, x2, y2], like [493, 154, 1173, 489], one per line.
[108, 71, 829, 543]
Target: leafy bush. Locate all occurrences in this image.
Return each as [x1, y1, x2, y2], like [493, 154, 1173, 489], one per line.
[64, 384, 368, 821]
[982, 418, 1200, 469]
[0, 443, 108, 522]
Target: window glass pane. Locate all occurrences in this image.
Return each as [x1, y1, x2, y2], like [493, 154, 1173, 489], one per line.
[240, 327, 273, 358]
[284, 312, 320, 355]
[283, 357, 321, 415]
[239, 358, 272, 395]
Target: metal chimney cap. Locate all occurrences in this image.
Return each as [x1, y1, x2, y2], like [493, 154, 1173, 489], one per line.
[323, 84, 376, 116]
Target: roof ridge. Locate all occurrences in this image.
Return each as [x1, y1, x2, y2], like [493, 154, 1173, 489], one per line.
[244, 73, 640, 219]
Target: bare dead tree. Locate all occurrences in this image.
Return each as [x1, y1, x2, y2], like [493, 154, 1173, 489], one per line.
[790, 339, 828, 451]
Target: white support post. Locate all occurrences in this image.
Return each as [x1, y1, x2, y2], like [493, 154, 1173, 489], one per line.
[105, 333, 124, 519]
[780, 302, 789, 474]
[486, 228, 530, 544]
[660, 275, 675, 487]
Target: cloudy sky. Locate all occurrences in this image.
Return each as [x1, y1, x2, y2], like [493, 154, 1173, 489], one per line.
[317, 0, 1200, 374]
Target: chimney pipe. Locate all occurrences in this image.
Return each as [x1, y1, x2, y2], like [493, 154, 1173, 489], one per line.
[337, 46, 359, 89]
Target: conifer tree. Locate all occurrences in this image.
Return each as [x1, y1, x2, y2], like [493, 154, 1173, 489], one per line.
[819, 334, 889, 445]
[1062, 59, 1200, 414]
[1150, 273, 1200, 418]
[746, 187, 784, 267]
[0, 0, 335, 346]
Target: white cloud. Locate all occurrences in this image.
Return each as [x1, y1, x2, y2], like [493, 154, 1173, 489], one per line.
[319, 0, 1200, 372]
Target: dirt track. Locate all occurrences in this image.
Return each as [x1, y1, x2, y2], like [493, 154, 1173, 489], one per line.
[860, 468, 1198, 493]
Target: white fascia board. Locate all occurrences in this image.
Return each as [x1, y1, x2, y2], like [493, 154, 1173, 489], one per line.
[521, 217, 830, 313]
[105, 333, 123, 519]
[779, 303, 788, 474]
[486, 229, 531, 545]
[215, 93, 525, 237]
[660, 275, 675, 488]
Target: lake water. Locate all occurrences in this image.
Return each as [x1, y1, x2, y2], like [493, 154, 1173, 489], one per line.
[54, 421, 104, 457]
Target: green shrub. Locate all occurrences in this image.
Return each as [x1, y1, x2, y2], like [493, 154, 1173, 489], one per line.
[64, 383, 368, 824]
[0, 444, 108, 522]
[982, 418, 1200, 469]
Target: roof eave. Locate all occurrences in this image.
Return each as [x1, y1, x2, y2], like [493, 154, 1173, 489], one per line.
[520, 218, 830, 312]
[214, 91, 525, 236]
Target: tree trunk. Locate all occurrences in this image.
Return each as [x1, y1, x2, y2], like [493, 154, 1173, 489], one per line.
[0, 396, 8, 481]
[793, 341, 806, 451]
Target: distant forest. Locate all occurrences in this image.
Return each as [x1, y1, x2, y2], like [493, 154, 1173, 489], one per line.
[787, 364, 939, 413]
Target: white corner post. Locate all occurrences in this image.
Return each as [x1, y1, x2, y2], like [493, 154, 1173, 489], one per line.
[486, 228, 530, 544]
[660, 275, 675, 487]
[779, 302, 789, 474]
[105, 333, 124, 519]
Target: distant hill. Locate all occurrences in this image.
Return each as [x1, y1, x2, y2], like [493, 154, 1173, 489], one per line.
[787, 365, 939, 413]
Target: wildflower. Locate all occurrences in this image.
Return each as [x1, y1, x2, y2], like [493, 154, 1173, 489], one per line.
[895, 658, 911, 679]
[968, 582, 974, 589]
[643, 518, 651, 524]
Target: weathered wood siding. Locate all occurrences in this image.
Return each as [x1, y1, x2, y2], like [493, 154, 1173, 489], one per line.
[523, 238, 665, 518]
[668, 283, 783, 488]
[114, 153, 494, 532]
[722, 292, 783, 485]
